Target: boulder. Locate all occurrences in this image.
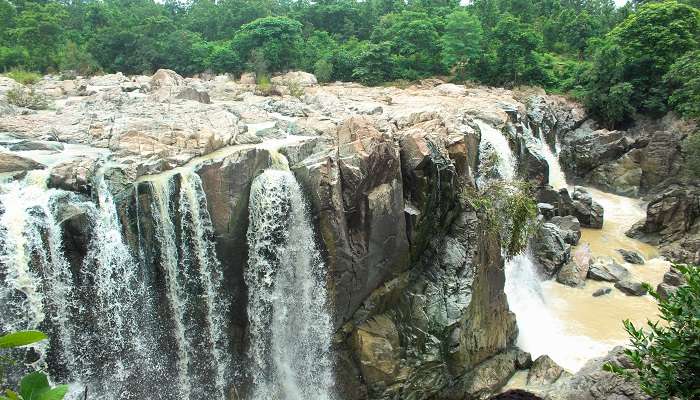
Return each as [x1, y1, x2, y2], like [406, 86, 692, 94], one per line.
[571, 186, 604, 229]
[531, 223, 571, 277]
[48, 156, 98, 193]
[657, 267, 687, 300]
[0, 151, 45, 173]
[527, 355, 564, 386]
[556, 258, 589, 288]
[271, 71, 318, 87]
[150, 69, 184, 89]
[175, 86, 211, 104]
[549, 216, 581, 245]
[617, 249, 645, 265]
[560, 121, 639, 177]
[592, 287, 612, 297]
[587, 148, 643, 197]
[588, 257, 630, 282]
[8, 140, 64, 152]
[614, 280, 648, 296]
[537, 203, 555, 220]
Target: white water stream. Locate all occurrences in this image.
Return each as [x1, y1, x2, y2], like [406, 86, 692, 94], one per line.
[246, 167, 334, 400]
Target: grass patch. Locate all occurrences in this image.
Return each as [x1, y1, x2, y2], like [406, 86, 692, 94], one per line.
[3, 69, 41, 85]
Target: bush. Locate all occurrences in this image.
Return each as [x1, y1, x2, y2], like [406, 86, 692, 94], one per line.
[5, 85, 49, 110]
[313, 59, 333, 83]
[605, 264, 700, 399]
[461, 180, 538, 259]
[3, 69, 41, 85]
[254, 75, 281, 97]
[283, 80, 304, 98]
[58, 41, 99, 77]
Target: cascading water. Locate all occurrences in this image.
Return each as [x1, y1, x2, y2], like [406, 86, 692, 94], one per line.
[535, 127, 567, 190]
[476, 120, 516, 185]
[246, 168, 334, 400]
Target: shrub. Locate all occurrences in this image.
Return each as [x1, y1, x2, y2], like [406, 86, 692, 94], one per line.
[461, 180, 538, 259]
[284, 80, 304, 98]
[254, 75, 281, 97]
[3, 69, 41, 85]
[313, 59, 333, 83]
[5, 85, 49, 110]
[604, 264, 700, 399]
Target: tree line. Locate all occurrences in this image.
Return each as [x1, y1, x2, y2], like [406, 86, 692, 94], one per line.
[0, 0, 699, 126]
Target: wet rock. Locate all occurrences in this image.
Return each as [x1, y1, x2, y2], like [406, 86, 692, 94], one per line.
[614, 280, 648, 296]
[8, 140, 64, 152]
[48, 156, 98, 194]
[491, 389, 544, 400]
[556, 258, 589, 288]
[531, 222, 571, 277]
[0, 151, 45, 173]
[617, 249, 645, 264]
[549, 215, 581, 245]
[592, 287, 612, 297]
[587, 148, 642, 197]
[537, 203, 555, 220]
[571, 186, 604, 229]
[560, 121, 639, 177]
[587, 257, 630, 282]
[552, 346, 648, 400]
[443, 349, 521, 400]
[527, 355, 564, 386]
[657, 267, 687, 300]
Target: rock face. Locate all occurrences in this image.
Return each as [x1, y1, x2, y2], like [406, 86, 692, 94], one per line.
[0, 73, 592, 399]
[532, 223, 571, 277]
[627, 185, 700, 264]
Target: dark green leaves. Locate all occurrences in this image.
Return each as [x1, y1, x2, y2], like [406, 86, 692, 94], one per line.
[19, 372, 68, 400]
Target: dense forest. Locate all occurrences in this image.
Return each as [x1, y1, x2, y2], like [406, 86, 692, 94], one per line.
[0, 0, 699, 126]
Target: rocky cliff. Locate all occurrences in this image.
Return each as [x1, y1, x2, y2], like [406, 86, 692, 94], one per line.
[0, 71, 588, 398]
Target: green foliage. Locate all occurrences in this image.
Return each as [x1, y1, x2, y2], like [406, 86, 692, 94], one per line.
[604, 264, 700, 399]
[254, 74, 280, 96]
[313, 59, 333, 83]
[440, 10, 483, 79]
[58, 41, 99, 76]
[665, 50, 700, 119]
[233, 16, 303, 73]
[3, 69, 41, 85]
[352, 41, 396, 86]
[5, 85, 49, 110]
[0, 331, 67, 400]
[462, 180, 538, 259]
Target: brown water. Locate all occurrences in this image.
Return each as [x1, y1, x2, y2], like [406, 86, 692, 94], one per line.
[505, 186, 669, 373]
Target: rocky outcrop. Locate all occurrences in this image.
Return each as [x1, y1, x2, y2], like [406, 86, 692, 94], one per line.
[587, 257, 630, 282]
[532, 223, 571, 277]
[627, 185, 700, 263]
[537, 186, 603, 229]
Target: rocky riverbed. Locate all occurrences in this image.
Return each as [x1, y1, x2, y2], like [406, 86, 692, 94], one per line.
[0, 70, 695, 400]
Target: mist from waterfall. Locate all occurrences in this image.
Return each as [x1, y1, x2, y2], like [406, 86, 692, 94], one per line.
[246, 168, 334, 400]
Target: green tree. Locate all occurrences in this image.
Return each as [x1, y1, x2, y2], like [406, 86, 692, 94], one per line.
[353, 41, 396, 85]
[665, 50, 700, 119]
[605, 264, 700, 399]
[9, 2, 68, 71]
[233, 16, 303, 73]
[487, 14, 546, 86]
[440, 10, 483, 79]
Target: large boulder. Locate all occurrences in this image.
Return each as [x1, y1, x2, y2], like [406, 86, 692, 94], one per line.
[531, 223, 571, 277]
[614, 280, 648, 296]
[560, 121, 640, 177]
[587, 257, 630, 282]
[549, 216, 581, 245]
[0, 151, 45, 173]
[556, 257, 589, 288]
[527, 355, 564, 386]
[271, 71, 318, 87]
[150, 69, 184, 89]
[48, 156, 98, 194]
[587, 148, 643, 197]
[571, 187, 604, 229]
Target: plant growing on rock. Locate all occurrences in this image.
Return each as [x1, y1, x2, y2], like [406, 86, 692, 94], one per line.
[5, 85, 49, 110]
[604, 264, 700, 399]
[461, 180, 538, 259]
[0, 330, 68, 400]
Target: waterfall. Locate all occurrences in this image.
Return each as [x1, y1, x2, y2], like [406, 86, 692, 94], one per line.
[246, 168, 334, 400]
[476, 120, 516, 185]
[536, 127, 567, 190]
[0, 171, 76, 372]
